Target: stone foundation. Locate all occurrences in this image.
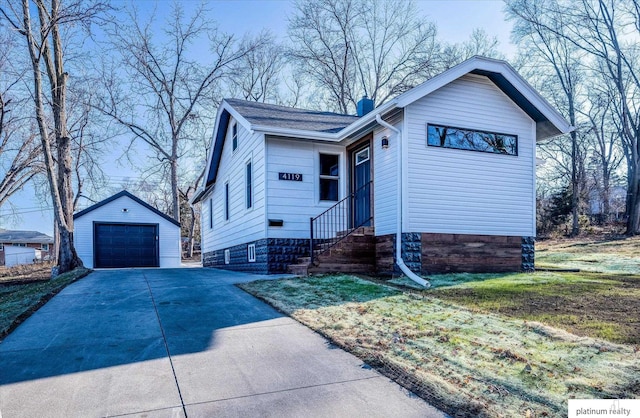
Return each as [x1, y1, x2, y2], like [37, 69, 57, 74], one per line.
[203, 238, 310, 274]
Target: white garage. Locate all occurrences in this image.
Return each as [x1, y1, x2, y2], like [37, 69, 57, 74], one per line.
[73, 191, 181, 268]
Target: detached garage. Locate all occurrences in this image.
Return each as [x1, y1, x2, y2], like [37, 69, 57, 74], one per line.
[74, 191, 181, 268]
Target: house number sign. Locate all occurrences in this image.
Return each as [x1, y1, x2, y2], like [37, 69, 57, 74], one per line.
[278, 172, 303, 181]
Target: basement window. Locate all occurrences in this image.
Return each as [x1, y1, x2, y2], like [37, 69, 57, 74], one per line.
[247, 243, 256, 262]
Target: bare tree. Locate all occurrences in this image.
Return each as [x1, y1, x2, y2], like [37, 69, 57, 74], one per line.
[1, 0, 106, 272]
[98, 2, 264, 223]
[583, 87, 624, 221]
[227, 31, 287, 103]
[0, 33, 41, 208]
[510, 0, 640, 234]
[288, 0, 439, 113]
[438, 28, 505, 70]
[507, 0, 586, 235]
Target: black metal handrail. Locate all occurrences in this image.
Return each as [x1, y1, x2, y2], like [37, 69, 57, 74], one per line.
[310, 181, 372, 264]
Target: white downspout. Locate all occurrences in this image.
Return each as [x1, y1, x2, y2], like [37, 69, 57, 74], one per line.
[376, 114, 430, 288]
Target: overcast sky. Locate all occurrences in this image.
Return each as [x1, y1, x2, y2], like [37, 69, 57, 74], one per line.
[1, 0, 514, 236]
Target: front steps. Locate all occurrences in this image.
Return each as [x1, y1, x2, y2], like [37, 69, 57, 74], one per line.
[287, 227, 376, 276]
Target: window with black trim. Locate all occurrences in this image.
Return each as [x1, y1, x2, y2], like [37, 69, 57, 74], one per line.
[319, 153, 339, 201]
[232, 123, 238, 151]
[246, 161, 252, 209]
[427, 124, 517, 156]
[209, 198, 213, 229]
[225, 182, 230, 221]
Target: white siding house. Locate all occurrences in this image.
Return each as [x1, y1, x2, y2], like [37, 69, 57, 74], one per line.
[74, 191, 181, 268]
[193, 57, 573, 275]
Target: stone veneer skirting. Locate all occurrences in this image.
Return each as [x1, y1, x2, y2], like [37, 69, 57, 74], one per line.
[376, 233, 535, 275]
[202, 238, 310, 274]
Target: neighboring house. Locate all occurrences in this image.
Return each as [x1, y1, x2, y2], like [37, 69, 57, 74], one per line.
[73, 191, 181, 268]
[587, 186, 627, 222]
[0, 229, 54, 266]
[192, 56, 572, 276]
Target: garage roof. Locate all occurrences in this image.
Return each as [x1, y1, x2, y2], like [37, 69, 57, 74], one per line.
[73, 190, 180, 227]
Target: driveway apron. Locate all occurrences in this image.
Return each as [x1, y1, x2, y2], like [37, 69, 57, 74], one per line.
[0, 268, 446, 418]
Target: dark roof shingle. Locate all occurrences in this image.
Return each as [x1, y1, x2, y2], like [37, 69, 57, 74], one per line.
[225, 99, 359, 134]
[0, 229, 54, 244]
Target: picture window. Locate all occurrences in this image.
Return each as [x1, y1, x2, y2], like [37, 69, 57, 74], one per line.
[427, 123, 517, 156]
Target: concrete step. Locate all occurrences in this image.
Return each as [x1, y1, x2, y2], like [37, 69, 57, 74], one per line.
[288, 264, 309, 276]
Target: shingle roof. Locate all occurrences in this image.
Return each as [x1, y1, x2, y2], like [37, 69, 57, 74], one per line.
[0, 229, 54, 244]
[225, 99, 359, 134]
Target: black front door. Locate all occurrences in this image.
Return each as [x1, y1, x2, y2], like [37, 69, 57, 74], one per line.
[353, 146, 371, 227]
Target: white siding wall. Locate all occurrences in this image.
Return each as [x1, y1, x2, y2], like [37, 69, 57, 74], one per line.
[201, 118, 266, 251]
[74, 195, 181, 268]
[266, 137, 346, 238]
[403, 73, 536, 236]
[373, 113, 402, 236]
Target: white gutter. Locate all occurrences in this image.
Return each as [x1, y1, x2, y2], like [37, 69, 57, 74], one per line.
[375, 114, 429, 288]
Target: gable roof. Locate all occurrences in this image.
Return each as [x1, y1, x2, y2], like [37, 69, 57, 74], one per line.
[194, 56, 573, 201]
[0, 229, 54, 244]
[73, 190, 180, 227]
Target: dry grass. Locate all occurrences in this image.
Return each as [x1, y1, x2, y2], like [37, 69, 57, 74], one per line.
[0, 262, 55, 284]
[239, 275, 640, 418]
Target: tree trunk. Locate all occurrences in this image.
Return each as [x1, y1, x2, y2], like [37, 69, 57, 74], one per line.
[171, 154, 180, 222]
[627, 162, 640, 235]
[187, 204, 196, 258]
[20, 0, 83, 273]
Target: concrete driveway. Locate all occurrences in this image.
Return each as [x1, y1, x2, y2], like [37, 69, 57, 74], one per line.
[0, 268, 446, 417]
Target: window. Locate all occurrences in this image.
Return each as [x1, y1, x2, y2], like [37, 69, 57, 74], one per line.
[427, 124, 517, 156]
[15, 243, 26, 247]
[225, 182, 230, 221]
[319, 153, 339, 201]
[0, 244, 3, 251]
[209, 198, 213, 229]
[246, 161, 252, 209]
[42, 244, 49, 251]
[224, 249, 230, 264]
[247, 243, 256, 262]
[232, 123, 238, 151]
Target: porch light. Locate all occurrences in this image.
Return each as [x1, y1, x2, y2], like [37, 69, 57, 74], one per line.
[381, 136, 389, 149]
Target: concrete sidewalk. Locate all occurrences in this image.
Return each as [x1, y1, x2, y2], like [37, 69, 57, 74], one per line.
[0, 268, 446, 417]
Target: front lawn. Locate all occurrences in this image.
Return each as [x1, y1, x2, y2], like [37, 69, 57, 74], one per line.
[0, 265, 91, 340]
[536, 236, 640, 273]
[239, 275, 640, 418]
[430, 271, 640, 345]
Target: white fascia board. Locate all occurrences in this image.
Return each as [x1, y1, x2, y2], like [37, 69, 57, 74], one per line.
[395, 61, 476, 108]
[222, 100, 253, 133]
[338, 100, 398, 137]
[499, 67, 574, 135]
[251, 125, 341, 141]
[394, 56, 574, 137]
